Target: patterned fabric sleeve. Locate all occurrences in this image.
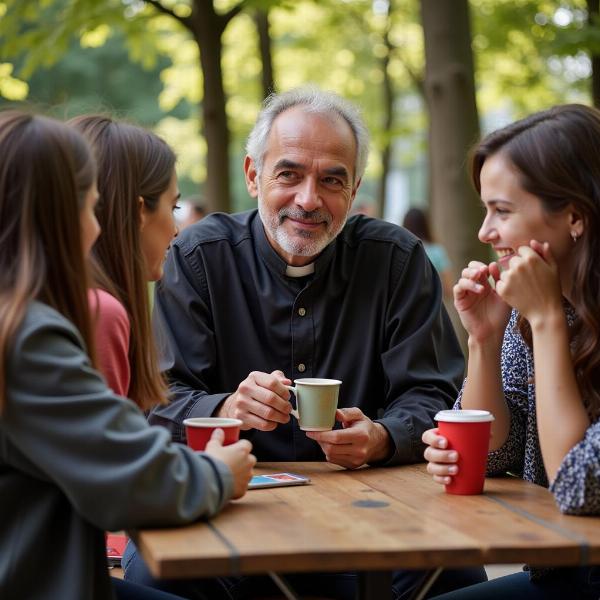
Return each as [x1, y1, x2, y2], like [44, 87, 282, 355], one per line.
[550, 420, 600, 515]
[455, 311, 529, 476]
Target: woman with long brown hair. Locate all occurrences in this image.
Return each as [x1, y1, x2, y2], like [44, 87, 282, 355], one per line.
[69, 115, 177, 409]
[423, 104, 600, 599]
[0, 110, 255, 600]
[69, 115, 238, 597]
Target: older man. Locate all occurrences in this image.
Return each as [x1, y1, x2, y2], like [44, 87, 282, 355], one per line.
[125, 87, 485, 599]
[150, 87, 463, 470]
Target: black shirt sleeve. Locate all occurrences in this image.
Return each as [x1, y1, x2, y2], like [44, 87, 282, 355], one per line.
[375, 241, 464, 465]
[150, 243, 230, 443]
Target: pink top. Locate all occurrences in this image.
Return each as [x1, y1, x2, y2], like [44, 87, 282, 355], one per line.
[88, 289, 131, 397]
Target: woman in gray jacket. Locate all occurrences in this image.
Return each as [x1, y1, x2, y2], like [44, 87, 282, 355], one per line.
[0, 111, 255, 600]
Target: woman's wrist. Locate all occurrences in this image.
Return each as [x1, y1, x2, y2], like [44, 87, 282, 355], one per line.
[528, 306, 566, 335]
[467, 333, 504, 353]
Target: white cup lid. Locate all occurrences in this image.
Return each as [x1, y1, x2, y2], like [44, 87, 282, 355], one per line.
[183, 418, 242, 427]
[435, 409, 494, 423]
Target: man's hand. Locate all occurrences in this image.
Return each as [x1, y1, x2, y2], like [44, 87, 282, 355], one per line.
[216, 370, 292, 431]
[306, 407, 392, 469]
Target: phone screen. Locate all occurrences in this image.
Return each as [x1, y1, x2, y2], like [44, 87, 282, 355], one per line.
[249, 472, 311, 489]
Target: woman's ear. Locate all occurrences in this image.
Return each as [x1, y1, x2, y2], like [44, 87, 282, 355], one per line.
[139, 196, 148, 230]
[569, 207, 584, 239]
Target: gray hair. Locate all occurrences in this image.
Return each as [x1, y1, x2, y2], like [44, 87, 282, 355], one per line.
[246, 85, 370, 183]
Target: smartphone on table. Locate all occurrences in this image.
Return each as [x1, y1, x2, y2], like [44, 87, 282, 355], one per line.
[249, 472, 311, 489]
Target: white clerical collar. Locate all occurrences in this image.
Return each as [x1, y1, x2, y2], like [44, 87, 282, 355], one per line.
[285, 263, 315, 278]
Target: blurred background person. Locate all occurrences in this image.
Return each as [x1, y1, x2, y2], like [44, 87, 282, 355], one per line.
[403, 207, 453, 298]
[351, 200, 377, 218]
[178, 195, 207, 230]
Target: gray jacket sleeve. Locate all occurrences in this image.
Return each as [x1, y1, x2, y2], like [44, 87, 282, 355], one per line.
[4, 307, 233, 532]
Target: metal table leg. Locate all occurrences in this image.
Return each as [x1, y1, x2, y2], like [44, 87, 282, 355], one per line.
[408, 567, 444, 600]
[267, 567, 442, 600]
[268, 571, 301, 600]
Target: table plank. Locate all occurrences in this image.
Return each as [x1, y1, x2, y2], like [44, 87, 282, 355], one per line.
[132, 520, 235, 579]
[344, 463, 589, 567]
[483, 474, 600, 564]
[135, 463, 600, 580]
[209, 462, 484, 574]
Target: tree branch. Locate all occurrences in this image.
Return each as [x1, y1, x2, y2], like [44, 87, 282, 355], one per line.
[144, 0, 193, 31]
[223, 0, 248, 26]
[397, 52, 425, 98]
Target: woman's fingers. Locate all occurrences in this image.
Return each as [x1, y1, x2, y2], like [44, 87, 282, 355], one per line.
[488, 262, 501, 282]
[426, 460, 458, 477]
[456, 277, 484, 294]
[529, 239, 555, 266]
[462, 266, 485, 279]
[467, 260, 487, 270]
[424, 446, 458, 464]
[423, 427, 458, 486]
[461, 264, 490, 288]
[433, 474, 453, 486]
[421, 427, 442, 445]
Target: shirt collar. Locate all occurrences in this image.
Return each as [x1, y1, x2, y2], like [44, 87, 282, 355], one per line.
[285, 263, 315, 277]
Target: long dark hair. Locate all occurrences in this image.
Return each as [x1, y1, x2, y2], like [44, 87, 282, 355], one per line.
[471, 104, 600, 418]
[68, 115, 174, 410]
[0, 111, 97, 411]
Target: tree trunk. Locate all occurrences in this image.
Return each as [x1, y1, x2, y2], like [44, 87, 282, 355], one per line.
[255, 9, 275, 98]
[588, 0, 600, 107]
[191, 2, 231, 214]
[377, 2, 394, 220]
[420, 0, 487, 352]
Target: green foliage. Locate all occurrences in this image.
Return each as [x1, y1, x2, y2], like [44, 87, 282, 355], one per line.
[0, 1, 163, 77]
[471, 0, 593, 115]
[1, 0, 600, 210]
[0, 63, 28, 100]
[0, 31, 188, 123]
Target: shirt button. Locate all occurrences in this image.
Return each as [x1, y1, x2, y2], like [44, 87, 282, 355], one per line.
[297, 363, 306, 373]
[298, 307, 306, 317]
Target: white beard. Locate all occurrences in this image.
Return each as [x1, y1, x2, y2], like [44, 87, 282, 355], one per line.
[258, 201, 347, 258]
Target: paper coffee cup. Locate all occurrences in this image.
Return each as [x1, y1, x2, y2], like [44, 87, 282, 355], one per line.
[434, 409, 494, 495]
[286, 378, 341, 431]
[183, 417, 242, 451]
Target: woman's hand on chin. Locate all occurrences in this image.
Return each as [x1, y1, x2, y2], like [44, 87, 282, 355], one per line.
[495, 241, 563, 326]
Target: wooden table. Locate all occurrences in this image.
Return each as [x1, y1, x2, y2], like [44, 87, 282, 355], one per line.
[133, 462, 600, 600]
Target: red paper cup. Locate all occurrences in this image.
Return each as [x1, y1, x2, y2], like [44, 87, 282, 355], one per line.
[434, 409, 494, 495]
[183, 418, 242, 451]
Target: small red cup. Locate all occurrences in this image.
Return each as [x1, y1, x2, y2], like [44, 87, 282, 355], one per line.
[183, 418, 243, 451]
[434, 409, 494, 495]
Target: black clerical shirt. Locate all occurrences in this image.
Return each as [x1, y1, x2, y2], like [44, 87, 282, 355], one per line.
[150, 210, 464, 464]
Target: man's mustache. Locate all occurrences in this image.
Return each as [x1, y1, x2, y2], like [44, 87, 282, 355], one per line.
[278, 208, 332, 225]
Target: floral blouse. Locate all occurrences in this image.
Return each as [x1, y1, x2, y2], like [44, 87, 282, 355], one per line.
[456, 307, 600, 516]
